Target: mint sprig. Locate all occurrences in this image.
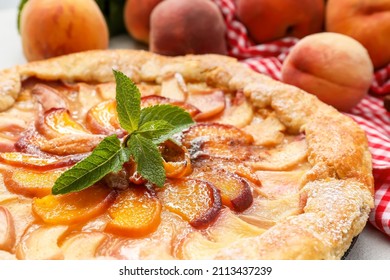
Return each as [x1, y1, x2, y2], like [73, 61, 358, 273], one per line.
[52, 70, 194, 195]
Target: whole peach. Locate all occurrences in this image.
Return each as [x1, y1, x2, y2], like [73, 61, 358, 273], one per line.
[124, 0, 164, 44]
[235, 0, 325, 43]
[326, 0, 390, 69]
[20, 0, 109, 62]
[150, 0, 227, 56]
[281, 32, 373, 112]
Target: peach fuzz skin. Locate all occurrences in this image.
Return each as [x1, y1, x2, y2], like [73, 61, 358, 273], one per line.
[124, 0, 164, 44]
[20, 0, 109, 62]
[149, 0, 227, 56]
[326, 0, 390, 69]
[235, 0, 325, 43]
[281, 32, 373, 112]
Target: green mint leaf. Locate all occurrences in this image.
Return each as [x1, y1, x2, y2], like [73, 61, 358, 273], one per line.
[139, 104, 194, 137]
[52, 135, 130, 195]
[136, 119, 175, 144]
[113, 70, 140, 133]
[128, 134, 165, 187]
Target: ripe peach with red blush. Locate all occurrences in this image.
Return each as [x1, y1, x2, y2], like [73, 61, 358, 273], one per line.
[281, 32, 374, 112]
[326, 0, 390, 69]
[150, 0, 227, 56]
[235, 0, 325, 43]
[20, 0, 109, 61]
[124, 0, 164, 44]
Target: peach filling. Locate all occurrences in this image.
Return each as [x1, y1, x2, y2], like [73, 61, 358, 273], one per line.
[0, 79, 309, 259]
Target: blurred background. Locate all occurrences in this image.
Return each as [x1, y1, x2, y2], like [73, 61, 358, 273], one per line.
[0, 0, 19, 9]
[0, 0, 26, 68]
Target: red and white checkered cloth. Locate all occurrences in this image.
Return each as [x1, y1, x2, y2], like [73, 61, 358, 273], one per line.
[212, 0, 390, 236]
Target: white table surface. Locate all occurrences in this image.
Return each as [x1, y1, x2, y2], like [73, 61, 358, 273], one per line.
[1, 7, 389, 260]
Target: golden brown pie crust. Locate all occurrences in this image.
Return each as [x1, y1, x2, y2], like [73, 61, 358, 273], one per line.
[0, 50, 374, 259]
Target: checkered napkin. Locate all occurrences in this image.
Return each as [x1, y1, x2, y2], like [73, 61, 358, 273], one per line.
[212, 0, 390, 236]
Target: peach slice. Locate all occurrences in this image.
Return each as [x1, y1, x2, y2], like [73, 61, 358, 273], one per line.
[206, 209, 265, 243]
[160, 73, 187, 101]
[176, 231, 225, 259]
[38, 134, 105, 156]
[0, 173, 18, 203]
[176, 209, 265, 259]
[96, 82, 116, 100]
[76, 83, 103, 119]
[14, 127, 49, 155]
[32, 185, 117, 225]
[198, 141, 255, 161]
[192, 158, 261, 186]
[157, 178, 222, 228]
[237, 215, 276, 230]
[3, 168, 65, 198]
[37, 108, 89, 139]
[243, 115, 286, 146]
[182, 123, 254, 148]
[0, 137, 16, 153]
[202, 139, 308, 170]
[240, 193, 304, 228]
[31, 83, 67, 111]
[255, 170, 306, 199]
[248, 140, 308, 171]
[0, 116, 27, 140]
[16, 225, 68, 260]
[141, 95, 200, 117]
[138, 83, 162, 97]
[102, 212, 183, 260]
[86, 100, 125, 136]
[15, 126, 101, 156]
[0, 152, 82, 171]
[0, 206, 16, 251]
[61, 232, 107, 260]
[210, 91, 253, 128]
[192, 168, 253, 212]
[187, 90, 225, 121]
[1, 198, 35, 249]
[81, 213, 111, 232]
[105, 187, 162, 238]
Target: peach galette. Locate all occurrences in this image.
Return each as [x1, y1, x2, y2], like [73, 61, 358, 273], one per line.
[0, 50, 373, 260]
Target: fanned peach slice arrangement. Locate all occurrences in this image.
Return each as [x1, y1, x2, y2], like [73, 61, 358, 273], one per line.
[0, 69, 312, 260]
